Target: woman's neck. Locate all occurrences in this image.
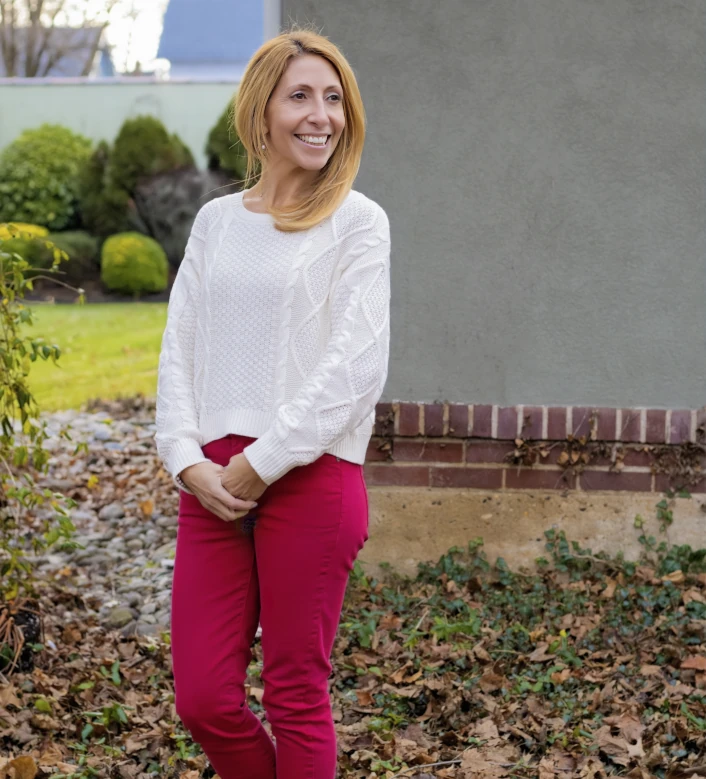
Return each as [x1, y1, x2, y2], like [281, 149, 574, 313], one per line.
[247, 171, 318, 211]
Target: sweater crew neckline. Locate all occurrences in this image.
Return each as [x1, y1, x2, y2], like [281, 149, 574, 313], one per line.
[234, 189, 275, 223]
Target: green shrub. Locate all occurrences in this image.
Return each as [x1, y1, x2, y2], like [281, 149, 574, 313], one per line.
[109, 116, 194, 195]
[44, 231, 99, 284]
[101, 232, 169, 296]
[0, 223, 52, 277]
[0, 124, 92, 231]
[206, 100, 248, 181]
[78, 141, 132, 238]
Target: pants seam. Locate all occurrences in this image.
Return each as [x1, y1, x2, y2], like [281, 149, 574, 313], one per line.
[299, 459, 344, 779]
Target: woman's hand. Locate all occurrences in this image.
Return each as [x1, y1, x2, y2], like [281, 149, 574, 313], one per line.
[179, 460, 258, 522]
[221, 453, 269, 503]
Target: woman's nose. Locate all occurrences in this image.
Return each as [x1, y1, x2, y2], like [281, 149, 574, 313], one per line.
[309, 99, 329, 123]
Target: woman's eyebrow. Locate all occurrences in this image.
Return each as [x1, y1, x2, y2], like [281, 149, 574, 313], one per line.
[288, 82, 343, 92]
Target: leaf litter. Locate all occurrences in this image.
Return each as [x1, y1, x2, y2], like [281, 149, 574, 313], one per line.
[0, 396, 704, 778]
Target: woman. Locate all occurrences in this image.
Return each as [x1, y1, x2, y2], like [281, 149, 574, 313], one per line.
[154, 26, 391, 779]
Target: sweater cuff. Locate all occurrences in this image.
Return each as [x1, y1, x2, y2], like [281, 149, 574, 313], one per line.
[242, 429, 302, 485]
[167, 437, 210, 494]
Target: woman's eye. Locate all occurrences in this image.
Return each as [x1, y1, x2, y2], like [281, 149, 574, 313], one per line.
[291, 92, 341, 101]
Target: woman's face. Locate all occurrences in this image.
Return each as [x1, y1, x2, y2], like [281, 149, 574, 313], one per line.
[263, 53, 345, 173]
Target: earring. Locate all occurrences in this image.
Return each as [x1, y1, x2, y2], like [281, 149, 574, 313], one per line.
[261, 143, 266, 150]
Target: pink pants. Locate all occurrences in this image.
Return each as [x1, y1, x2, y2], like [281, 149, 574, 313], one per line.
[170, 433, 369, 779]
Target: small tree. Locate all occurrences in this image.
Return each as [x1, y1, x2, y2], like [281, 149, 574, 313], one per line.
[0, 225, 84, 673]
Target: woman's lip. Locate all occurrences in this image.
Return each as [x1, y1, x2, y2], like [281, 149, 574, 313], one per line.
[294, 134, 330, 149]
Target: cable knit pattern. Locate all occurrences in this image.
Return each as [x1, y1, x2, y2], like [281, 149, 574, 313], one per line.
[154, 188, 391, 491]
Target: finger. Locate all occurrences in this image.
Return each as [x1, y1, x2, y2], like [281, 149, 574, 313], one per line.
[217, 484, 258, 511]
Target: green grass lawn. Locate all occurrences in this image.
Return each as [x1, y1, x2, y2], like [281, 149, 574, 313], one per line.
[25, 303, 167, 411]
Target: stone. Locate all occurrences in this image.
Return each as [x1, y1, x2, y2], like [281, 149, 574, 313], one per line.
[121, 592, 142, 608]
[104, 606, 136, 629]
[98, 502, 125, 521]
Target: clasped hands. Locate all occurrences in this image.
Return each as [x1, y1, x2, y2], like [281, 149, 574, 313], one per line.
[179, 453, 268, 523]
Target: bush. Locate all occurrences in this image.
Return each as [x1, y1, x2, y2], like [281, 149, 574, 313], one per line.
[206, 100, 248, 182]
[0, 223, 48, 240]
[78, 141, 133, 238]
[101, 232, 169, 296]
[110, 116, 194, 195]
[0, 124, 92, 231]
[44, 231, 99, 285]
[0, 223, 52, 276]
[0, 231, 80, 621]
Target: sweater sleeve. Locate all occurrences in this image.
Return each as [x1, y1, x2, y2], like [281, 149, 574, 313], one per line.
[154, 204, 213, 493]
[242, 205, 391, 485]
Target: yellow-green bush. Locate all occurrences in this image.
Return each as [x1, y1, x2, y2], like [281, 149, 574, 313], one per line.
[0, 222, 49, 240]
[100, 232, 168, 296]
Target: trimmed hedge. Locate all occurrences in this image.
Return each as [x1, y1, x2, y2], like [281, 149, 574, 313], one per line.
[110, 116, 194, 195]
[101, 232, 168, 296]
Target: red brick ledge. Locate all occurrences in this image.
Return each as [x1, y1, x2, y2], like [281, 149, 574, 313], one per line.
[365, 402, 706, 494]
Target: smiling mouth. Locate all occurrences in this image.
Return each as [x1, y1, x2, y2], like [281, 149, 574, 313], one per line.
[294, 134, 330, 149]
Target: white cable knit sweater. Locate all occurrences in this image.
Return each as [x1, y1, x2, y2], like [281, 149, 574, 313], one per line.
[154, 187, 391, 491]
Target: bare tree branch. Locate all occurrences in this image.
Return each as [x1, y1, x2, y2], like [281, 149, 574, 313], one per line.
[1, 0, 119, 78]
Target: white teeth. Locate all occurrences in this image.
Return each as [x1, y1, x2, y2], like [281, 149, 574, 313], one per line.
[297, 134, 327, 146]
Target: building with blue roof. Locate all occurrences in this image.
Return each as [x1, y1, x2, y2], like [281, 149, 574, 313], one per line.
[157, 0, 265, 81]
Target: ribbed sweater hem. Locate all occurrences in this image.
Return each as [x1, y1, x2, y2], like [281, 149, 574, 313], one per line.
[198, 408, 373, 483]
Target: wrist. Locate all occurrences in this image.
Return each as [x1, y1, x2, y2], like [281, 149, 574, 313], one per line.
[178, 462, 202, 489]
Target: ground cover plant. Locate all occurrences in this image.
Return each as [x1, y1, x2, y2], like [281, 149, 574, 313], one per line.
[0, 397, 703, 779]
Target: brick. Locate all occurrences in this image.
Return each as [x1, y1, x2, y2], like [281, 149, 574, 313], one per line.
[668, 410, 692, 444]
[430, 466, 503, 489]
[654, 473, 706, 494]
[579, 470, 652, 492]
[582, 443, 613, 467]
[448, 404, 469, 438]
[596, 407, 617, 441]
[571, 407, 593, 440]
[645, 409, 667, 444]
[621, 446, 654, 467]
[363, 464, 429, 487]
[620, 409, 642, 443]
[547, 407, 567, 440]
[497, 406, 519, 439]
[394, 439, 463, 463]
[505, 467, 576, 490]
[366, 438, 391, 462]
[398, 403, 421, 437]
[424, 403, 444, 436]
[697, 407, 706, 443]
[519, 406, 543, 440]
[374, 402, 394, 436]
[466, 440, 517, 464]
[471, 404, 493, 438]
[544, 444, 571, 465]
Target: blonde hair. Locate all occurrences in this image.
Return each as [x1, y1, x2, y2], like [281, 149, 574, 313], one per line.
[234, 25, 366, 232]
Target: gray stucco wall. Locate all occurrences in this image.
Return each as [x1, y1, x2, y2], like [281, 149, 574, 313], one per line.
[282, 0, 706, 409]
